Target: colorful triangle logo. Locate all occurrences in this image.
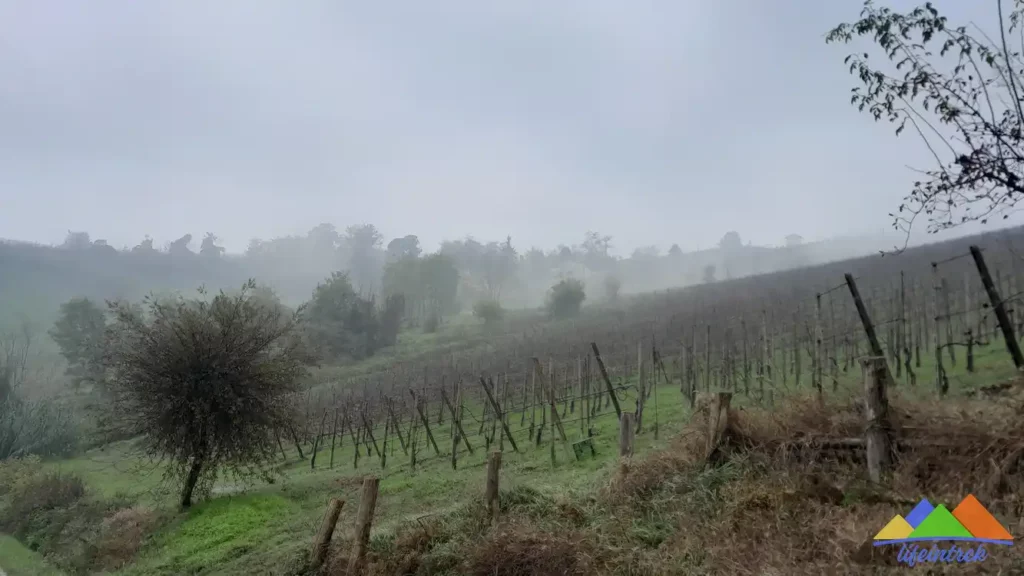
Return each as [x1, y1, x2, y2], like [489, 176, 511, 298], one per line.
[873, 495, 1014, 547]
[952, 494, 1014, 541]
[874, 515, 913, 540]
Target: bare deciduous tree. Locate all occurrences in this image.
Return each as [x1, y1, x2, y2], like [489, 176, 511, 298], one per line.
[0, 324, 76, 460]
[828, 0, 1024, 244]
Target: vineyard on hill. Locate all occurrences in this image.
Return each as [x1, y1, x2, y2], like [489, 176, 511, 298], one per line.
[16, 225, 1024, 575]
[282, 225, 1024, 483]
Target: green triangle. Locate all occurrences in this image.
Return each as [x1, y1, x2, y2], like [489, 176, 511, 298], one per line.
[908, 505, 974, 539]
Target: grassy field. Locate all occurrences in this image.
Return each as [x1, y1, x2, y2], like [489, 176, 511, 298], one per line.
[0, 535, 64, 576]
[11, 315, 1018, 575]
[57, 376, 691, 574]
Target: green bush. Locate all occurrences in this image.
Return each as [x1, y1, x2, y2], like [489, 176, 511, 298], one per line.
[0, 459, 146, 574]
[1, 471, 86, 534]
[472, 300, 505, 327]
[0, 455, 44, 498]
[545, 278, 586, 319]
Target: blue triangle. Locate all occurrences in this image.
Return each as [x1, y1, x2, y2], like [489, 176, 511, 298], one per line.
[905, 499, 935, 529]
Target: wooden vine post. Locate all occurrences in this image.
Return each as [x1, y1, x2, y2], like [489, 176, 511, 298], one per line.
[347, 476, 380, 576]
[310, 497, 345, 571]
[814, 293, 823, 400]
[485, 450, 502, 525]
[845, 274, 895, 388]
[930, 263, 948, 396]
[618, 414, 634, 460]
[970, 245, 1024, 370]
[861, 356, 893, 485]
[635, 341, 645, 432]
[590, 342, 623, 419]
[704, 392, 732, 466]
[408, 390, 441, 456]
[478, 376, 520, 453]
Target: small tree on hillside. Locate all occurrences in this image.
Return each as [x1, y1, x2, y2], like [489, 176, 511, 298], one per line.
[378, 293, 405, 347]
[702, 264, 717, 284]
[200, 233, 225, 258]
[50, 298, 107, 390]
[103, 280, 311, 509]
[305, 272, 380, 360]
[473, 299, 505, 327]
[827, 0, 1024, 240]
[545, 278, 586, 319]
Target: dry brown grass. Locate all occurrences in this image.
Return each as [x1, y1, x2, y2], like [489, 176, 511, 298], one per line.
[91, 505, 160, 570]
[463, 522, 601, 576]
[600, 392, 1024, 575]
[322, 392, 1024, 575]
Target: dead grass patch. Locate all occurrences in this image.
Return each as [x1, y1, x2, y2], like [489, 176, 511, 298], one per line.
[463, 522, 599, 576]
[90, 505, 160, 570]
[317, 393, 1024, 575]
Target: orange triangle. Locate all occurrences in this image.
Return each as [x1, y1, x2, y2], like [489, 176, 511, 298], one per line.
[952, 494, 1013, 541]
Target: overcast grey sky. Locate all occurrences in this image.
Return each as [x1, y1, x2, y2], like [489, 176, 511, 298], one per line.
[1, 0, 1018, 255]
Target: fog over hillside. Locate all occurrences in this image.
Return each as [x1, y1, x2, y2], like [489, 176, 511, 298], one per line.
[0, 221, 925, 330]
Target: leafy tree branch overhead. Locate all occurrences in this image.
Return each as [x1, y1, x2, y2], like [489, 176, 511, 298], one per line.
[827, 0, 1024, 242]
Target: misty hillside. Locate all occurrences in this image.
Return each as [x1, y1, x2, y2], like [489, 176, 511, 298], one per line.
[0, 227, 895, 329]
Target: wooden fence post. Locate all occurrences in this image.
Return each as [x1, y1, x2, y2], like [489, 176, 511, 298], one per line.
[705, 392, 732, 465]
[347, 476, 380, 576]
[486, 450, 502, 525]
[845, 273, 896, 388]
[861, 356, 893, 485]
[591, 342, 623, 419]
[309, 497, 344, 571]
[619, 412, 635, 458]
[970, 245, 1024, 370]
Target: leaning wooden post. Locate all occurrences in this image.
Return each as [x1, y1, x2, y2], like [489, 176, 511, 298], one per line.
[310, 497, 345, 571]
[347, 476, 380, 576]
[861, 356, 893, 485]
[408, 390, 441, 456]
[441, 388, 473, 455]
[485, 450, 502, 525]
[385, 399, 408, 456]
[479, 377, 521, 452]
[845, 274, 895, 387]
[591, 342, 623, 419]
[970, 245, 1024, 370]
